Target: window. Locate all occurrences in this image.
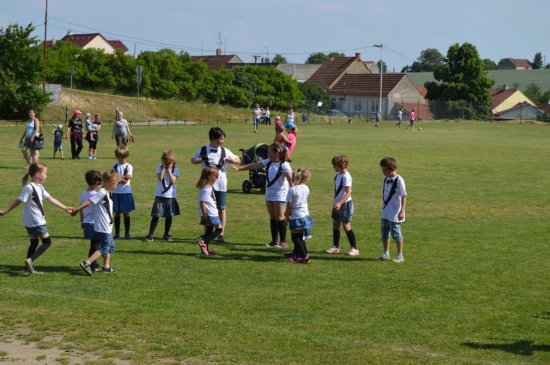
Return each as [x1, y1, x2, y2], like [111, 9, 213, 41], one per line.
[353, 98, 362, 112]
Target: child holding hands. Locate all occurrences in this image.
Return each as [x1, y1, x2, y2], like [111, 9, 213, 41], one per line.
[196, 166, 222, 256]
[285, 167, 314, 263]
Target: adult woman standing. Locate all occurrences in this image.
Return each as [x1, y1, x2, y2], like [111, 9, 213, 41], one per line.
[19, 109, 40, 167]
[68, 109, 84, 159]
[111, 111, 133, 147]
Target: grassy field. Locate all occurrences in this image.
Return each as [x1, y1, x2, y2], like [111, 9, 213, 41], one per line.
[0, 119, 549, 364]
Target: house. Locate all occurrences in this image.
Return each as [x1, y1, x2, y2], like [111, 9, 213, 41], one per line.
[493, 102, 542, 120]
[498, 58, 533, 70]
[307, 53, 373, 90]
[191, 48, 244, 70]
[276, 64, 321, 83]
[55, 32, 128, 54]
[327, 73, 428, 119]
[491, 86, 535, 114]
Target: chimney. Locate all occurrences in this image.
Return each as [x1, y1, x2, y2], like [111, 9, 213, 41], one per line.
[502, 84, 509, 91]
[66, 30, 73, 37]
[355, 52, 361, 60]
[216, 48, 222, 56]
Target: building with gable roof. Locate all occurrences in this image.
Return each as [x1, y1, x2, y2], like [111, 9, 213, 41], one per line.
[52, 32, 128, 54]
[490, 86, 535, 114]
[307, 53, 373, 91]
[191, 48, 244, 70]
[498, 58, 533, 70]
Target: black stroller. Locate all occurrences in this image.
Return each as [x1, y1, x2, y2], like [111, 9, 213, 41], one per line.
[239, 143, 269, 193]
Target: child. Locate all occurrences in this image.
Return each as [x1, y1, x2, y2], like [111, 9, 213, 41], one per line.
[274, 123, 285, 145]
[283, 122, 297, 160]
[80, 170, 102, 272]
[190, 127, 240, 243]
[274, 116, 283, 132]
[52, 124, 64, 160]
[325, 155, 359, 256]
[84, 113, 95, 142]
[285, 167, 314, 263]
[377, 156, 407, 263]
[0, 163, 74, 275]
[72, 170, 120, 275]
[145, 150, 180, 242]
[196, 166, 222, 256]
[231, 143, 293, 248]
[408, 108, 416, 130]
[112, 146, 135, 239]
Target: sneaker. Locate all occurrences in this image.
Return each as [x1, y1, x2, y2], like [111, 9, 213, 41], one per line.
[393, 255, 405, 263]
[92, 265, 103, 272]
[102, 267, 116, 272]
[25, 258, 35, 274]
[80, 261, 93, 276]
[145, 236, 154, 242]
[266, 241, 279, 247]
[163, 235, 172, 242]
[376, 254, 391, 261]
[124, 233, 131, 239]
[198, 239, 210, 255]
[217, 235, 225, 244]
[207, 250, 217, 255]
[114, 233, 120, 239]
[278, 241, 288, 248]
[288, 257, 302, 263]
[348, 248, 360, 256]
[325, 246, 340, 254]
[283, 252, 296, 258]
[23, 269, 43, 276]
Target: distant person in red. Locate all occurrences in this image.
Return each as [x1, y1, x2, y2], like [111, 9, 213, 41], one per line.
[284, 122, 297, 160]
[408, 108, 416, 130]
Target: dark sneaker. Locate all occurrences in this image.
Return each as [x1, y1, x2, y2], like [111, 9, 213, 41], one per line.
[80, 261, 93, 276]
[163, 235, 172, 241]
[124, 233, 131, 239]
[278, 241, 288, 248]
[114, 233, 120, 239]
[266, 241, 279, 247]
[198, 239, 210, 255]
[283, 252, 296, 258]
[102, 267, 116, 272]
[91, 263, 102, 272]
[144, 236, 154, 242]
[217, 235, 225, 244]
[207, 250, 217, 255]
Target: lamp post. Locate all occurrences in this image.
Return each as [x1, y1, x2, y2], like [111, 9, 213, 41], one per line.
[373, 44, 383, 120]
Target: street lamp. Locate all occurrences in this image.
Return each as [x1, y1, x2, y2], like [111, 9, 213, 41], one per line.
[373, 44, 383, 120]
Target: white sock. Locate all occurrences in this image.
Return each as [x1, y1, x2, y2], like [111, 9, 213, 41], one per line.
[384, 250, 390, 256]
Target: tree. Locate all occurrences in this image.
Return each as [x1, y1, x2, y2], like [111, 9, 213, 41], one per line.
[0, 23, 50, 118]
[272, 54, 287, 64]
[533, 52, 543, 69]
[482, 58, 498, 70]
[402, 48, 445, 72]
[298, 81, 329, 113]
[376, 60, 388, 73]
[425, 43, 494, 119]
[305, 52, 345, 64]
[524, 83, 542, 103]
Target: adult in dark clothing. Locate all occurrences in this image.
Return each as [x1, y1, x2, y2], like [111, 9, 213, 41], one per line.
[68, 109, 84, 159]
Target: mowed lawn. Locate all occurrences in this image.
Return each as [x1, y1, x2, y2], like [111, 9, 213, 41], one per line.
[0, 120, 548, 364]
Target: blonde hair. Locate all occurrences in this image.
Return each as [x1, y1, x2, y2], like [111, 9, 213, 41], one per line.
[161, 150, 176, 167]
[115, 146, 130, 159]
[22, 162, 46, 185]
[196, 166, 219, 189]
[102, 169, 120, 185]
[292, 167, 311, 185]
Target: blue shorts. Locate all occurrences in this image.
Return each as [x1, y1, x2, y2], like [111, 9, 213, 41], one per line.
[331, 200, 354, 222]
[266, 200, 287, 205]
[82, 223, 95, 240]
[289, 215, 314, 231]
[54, 142, 63, 152]
[199, 215, 222, 226]
[112, 193, 135, 214]
[92, 231, 115, 256]
[213, 190, 226, 210]
[25, 225, 49, 237]
[381, 219, 403, 242]
[253, 117, 260, 126]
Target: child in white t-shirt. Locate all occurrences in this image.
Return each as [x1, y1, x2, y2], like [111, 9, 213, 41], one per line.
[80, 170, 102, 271]
[231, 143, 293, 248]
[196, 166, 222, 256]
[0, 163, 74, 275]
[377, 156, 407, 263]
[146, 151, 180, 242]
[112, 146, 135, 239]
[285, 168, 314, 263]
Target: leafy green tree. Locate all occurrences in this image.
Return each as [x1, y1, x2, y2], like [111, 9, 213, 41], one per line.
[540, 90, 550, 103]
[482, 58, 498, 70]
[305, 52, 345, 64]
[298, 81, 329, 113]
[0, 23, 50, 118]
[425, 43, 493, 119]
[78, 48, 115, 90]
[524, 83, 542, 103]
[376, 60, 388, 73]
[402, 48, 445, 72]
[41, 41, 82, 86]
[272, 54, 287, 64]
[533, 52, 543, 69]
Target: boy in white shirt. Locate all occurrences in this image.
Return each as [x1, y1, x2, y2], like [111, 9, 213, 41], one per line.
[79, 170, 102, 271]
[377, 156, 407, 263]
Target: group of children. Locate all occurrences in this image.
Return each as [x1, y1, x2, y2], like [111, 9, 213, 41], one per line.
[0, 126, 407, 275]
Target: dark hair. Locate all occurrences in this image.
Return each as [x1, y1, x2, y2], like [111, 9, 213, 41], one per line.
[269, 143, 288, 162]
[331, 155, 349, 169]
[209, 127, 226, 141]
[380, 156, 397, 171]
[85, 169, 102, 186]
[22, 162, 46, 185]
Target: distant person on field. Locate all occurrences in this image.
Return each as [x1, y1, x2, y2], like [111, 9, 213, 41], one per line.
[376, 156, 407, 263]
[252, 104, 262, 133]
[285, 107, 296, 125]
[68, 109, 84, 159]
[111, 146, 135, 239]
[375, 111, 381, 127]
[325, 155, 359, 256]
[52, 124, 65, 160]
[408, 108, 416, 130]
[396, 107, 403, 128]
[301, 113, 308, 123]
[283, 122, 297, 160]
[86, 114, 102, 160]
[19, 109, 40, 166]
[112, 111, 133, 147]
[264, 107, 271, 125]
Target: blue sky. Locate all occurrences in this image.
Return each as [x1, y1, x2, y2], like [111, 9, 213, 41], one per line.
[2, 0, 549, 71]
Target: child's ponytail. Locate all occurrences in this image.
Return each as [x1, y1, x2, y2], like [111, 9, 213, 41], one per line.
[292, 167, 311, 185]
[22, 163, 46, 185]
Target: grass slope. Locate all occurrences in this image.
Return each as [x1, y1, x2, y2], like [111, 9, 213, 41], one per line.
[0, 120, 549, 364]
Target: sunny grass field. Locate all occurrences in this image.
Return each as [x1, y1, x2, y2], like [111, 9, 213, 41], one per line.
[0, 119, 549, 364]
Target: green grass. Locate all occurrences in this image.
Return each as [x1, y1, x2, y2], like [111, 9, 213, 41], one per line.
[0, 119, 549, 364]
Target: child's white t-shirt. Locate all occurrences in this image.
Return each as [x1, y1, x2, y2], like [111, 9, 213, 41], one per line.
[154, 165, 180, 198]
[197, 186, 218, 218]
[18, 183, 50, 228]
[286, 185, 310, 219]
[89, 188, 113, 234]
[112, 162, 133, 194]
[262, 159, 292, 202]
[80, 190, 97, 224]
[380, 175, 407, 222]
[333, 171, 352, 204]
[192, 146, 238, 192]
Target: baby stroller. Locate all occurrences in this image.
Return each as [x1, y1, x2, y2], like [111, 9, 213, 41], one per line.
[239, 143, 269, 193]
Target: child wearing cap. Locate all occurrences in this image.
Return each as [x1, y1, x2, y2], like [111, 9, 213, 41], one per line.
[52, 124, 65, 160]
[284, 122, 297, 159]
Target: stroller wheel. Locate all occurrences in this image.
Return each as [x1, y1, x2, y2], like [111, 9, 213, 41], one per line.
[242, 180, 252, 193]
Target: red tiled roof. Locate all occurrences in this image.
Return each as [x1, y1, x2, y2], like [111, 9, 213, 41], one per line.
[416, 86, 427, 97]
[108, 40, 128, 52]
[490, 88, 516, 109]
[61, 33, 102, 48]
[508, 59, 532, 68]
[328, 73, 407, 96]
[191, 55, 241, 70]
[536, 102, 550, 113]
[307, 57, 363, 89]
[400, 102, 433, 121]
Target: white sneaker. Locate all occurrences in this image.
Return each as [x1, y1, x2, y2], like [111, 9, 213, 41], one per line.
[325, 246, 340, 254]
[348, 248, 360, 256]
[376, 254, 391, 261]
[393, 255, 405, 263]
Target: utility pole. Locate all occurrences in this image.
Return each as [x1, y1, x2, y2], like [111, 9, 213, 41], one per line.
[373, 44, 383, 120]
[43, 0, 48, 93]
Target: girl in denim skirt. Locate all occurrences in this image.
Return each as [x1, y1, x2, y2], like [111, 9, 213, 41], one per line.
[196, 166, 222, 256]
[285, 168, 314, 263]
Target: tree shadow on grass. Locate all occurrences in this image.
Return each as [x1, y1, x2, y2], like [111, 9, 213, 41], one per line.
[462, 340, 550, 356]
[0, 264, 84, 277]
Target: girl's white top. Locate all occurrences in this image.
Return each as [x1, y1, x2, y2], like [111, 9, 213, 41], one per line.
[261, 159, 292, 201]
[112, 162, 133, 194]
[286, 184, 310, 219]
[197, 186, 218, 218]
[18, 183, 50, 227]
[155, 165, 180, 198]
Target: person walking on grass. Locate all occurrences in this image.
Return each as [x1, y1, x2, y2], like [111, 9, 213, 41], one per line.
[252, 104, 262, 133]
[376, 156, 407, 263]
[196, 166, 222, 256]
[396, 107, 403, 128]
[79, 170, 102, 272]
[231, 143, 293, 249]
[145, 150, 180, 242]
[325, 155, 359, 256]
[0, 163, 74, 275]
[112, 111, 133, 147]
[408, 108, 416, 130]
[52, 124, 65, 160]
[19, 109, 40, 167]
[73, 170, 120, 275]
[68, 109, 84, 159]
[112, 146, 135, 239]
